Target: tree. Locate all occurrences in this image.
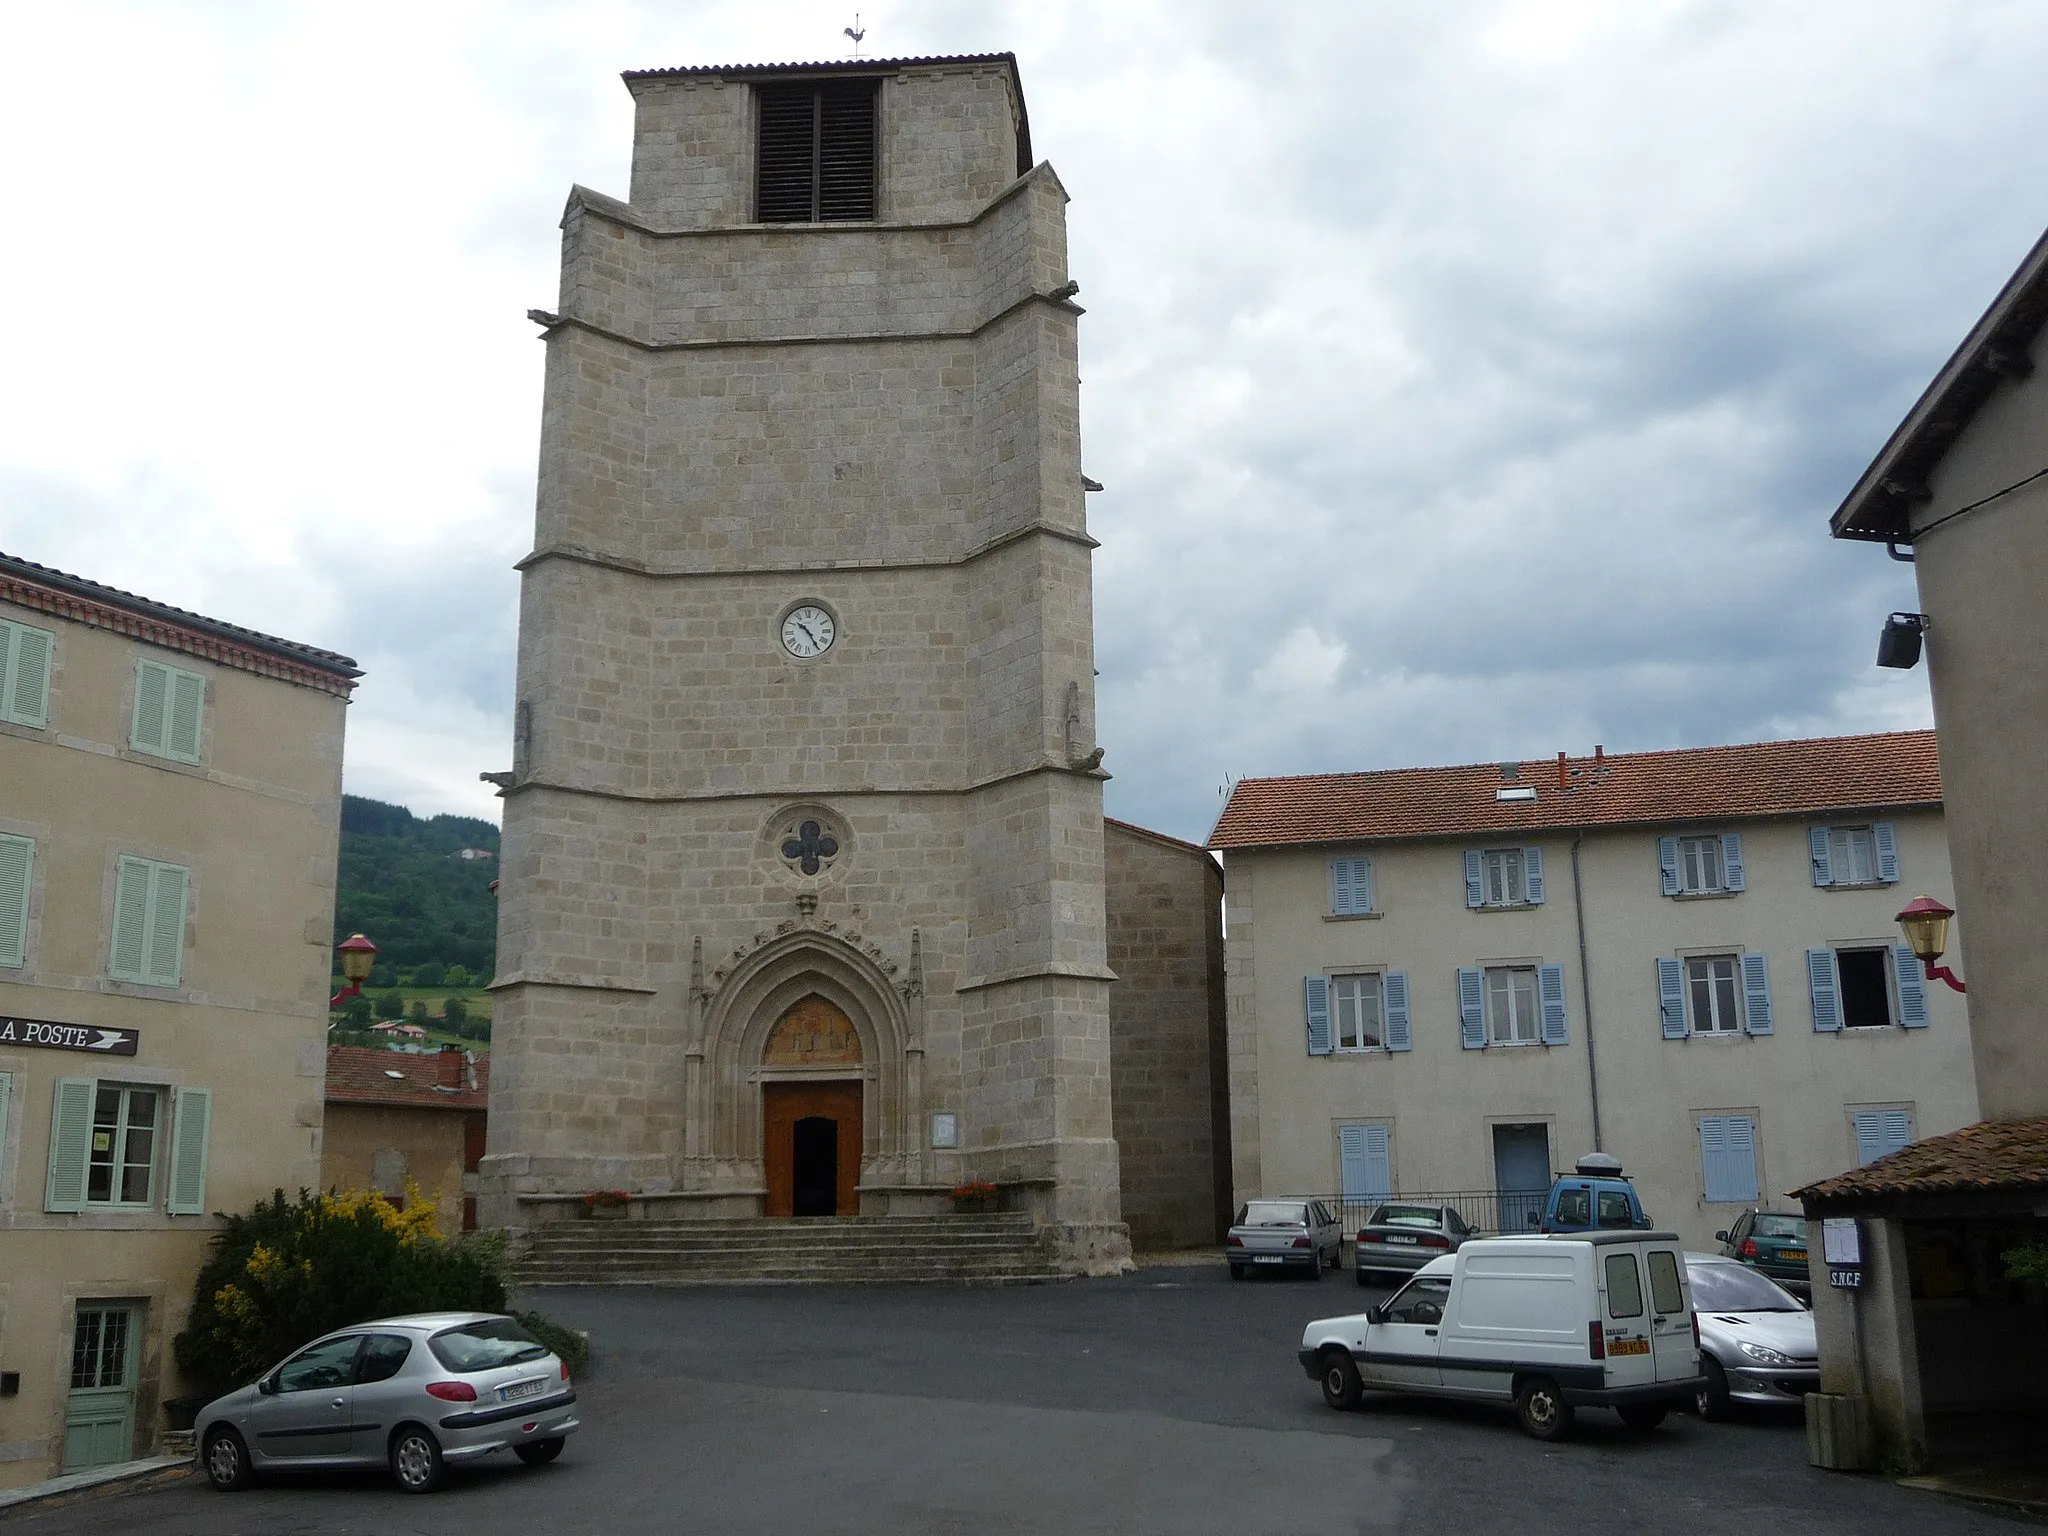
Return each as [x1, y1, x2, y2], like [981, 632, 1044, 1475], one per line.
[375, 991, 406, 1021]
[445, 964, 470, 988]
[413, 961, 446, 989]
[442, 996, 468, 1031]
[342, 994, 372, 1029]
[408, 999, 430, 1026]
[368, 962, 396, 989]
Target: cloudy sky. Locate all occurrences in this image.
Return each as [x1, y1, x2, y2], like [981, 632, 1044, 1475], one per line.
[5, 2, 2044, 843]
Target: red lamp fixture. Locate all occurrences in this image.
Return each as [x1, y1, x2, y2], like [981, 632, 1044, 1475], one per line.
[330, 932, 379, 1009]
[1895, 896, 1965, 993]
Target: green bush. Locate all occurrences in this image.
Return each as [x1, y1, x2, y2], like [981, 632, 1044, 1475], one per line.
[408, 999, 430, 1025]
[442, 996, 468, 1030]
[412, 961, 447, 989]
[2006, 1238, 2048, 1288]
[445, 964, 471, 988]
[341, 995, 372, 1029]
[375, 990, 407, 1021]
[515, 1311, 589, 1375]
[174, 1189, 507, 1395]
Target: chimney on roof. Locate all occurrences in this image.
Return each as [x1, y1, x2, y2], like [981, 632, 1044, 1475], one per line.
[1557, 751, 1569, 789]
[1595, 744, 1604, 763]
[1498, 761, 1520, 783]
[438, 1043, 463, 1089]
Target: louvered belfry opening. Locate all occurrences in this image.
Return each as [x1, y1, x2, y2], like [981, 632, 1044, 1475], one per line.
[756, 79, 879, 223]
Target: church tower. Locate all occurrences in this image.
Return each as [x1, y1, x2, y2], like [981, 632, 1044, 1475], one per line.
[482, 54, 1129, 1269]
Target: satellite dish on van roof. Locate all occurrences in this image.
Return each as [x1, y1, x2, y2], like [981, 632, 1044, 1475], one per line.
[1574, 1152, 1624, 1176]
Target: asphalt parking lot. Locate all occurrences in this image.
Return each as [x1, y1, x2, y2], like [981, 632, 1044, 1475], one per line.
[11, 1264, 2020, 1535]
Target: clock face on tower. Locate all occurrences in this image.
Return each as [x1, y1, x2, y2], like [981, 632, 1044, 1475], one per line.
[779, 604, 836, 658]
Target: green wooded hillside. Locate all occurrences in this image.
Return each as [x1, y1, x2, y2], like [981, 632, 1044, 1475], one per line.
[333, 795, 500, 979]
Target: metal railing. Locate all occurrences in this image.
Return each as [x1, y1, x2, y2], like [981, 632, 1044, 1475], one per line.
[1320, 1190, 1547, 1240]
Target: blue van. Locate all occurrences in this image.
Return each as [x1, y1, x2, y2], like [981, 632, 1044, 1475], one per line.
[1538, 1154, 1651, 1234]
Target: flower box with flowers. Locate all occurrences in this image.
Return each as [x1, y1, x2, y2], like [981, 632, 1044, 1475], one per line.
[950, 1179, 1000, 1214]
[581, 1190, 631, 1220]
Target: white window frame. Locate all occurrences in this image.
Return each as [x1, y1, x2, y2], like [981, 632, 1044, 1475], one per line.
[86, 1082, 164, 1209]
[1685, 954, 1743, 1034]
[1482, 849, 1524, 907]
[1678, 835, 1723, 894]
[1331, 972, 1386, 1052]
[1485, 964, 1540, 1045]
[1828, 826, 1877, 887]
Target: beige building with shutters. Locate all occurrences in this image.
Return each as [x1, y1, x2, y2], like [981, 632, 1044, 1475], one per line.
[0, 552, 355, 1487]
[1209, 731, 1981, 1253]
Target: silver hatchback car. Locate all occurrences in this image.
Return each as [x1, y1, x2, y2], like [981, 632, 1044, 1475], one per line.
[195, 1312, 580, 1494]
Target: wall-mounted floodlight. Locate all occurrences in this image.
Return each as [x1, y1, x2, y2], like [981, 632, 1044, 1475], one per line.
[1877, 612, 1927, 669]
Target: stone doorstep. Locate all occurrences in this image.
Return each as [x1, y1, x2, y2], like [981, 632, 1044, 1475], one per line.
[0, 1455, 192, 1515]
[1898, 1467, 2048, 1519]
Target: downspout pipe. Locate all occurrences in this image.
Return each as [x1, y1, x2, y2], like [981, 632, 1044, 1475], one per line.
[1570, 832, 1604, 1152]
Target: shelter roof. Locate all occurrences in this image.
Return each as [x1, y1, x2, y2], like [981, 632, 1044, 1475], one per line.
[1793, 1117, 2048, 1205]
[326, 1046, 488, 1111]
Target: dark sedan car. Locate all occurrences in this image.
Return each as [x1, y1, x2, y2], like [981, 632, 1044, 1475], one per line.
[1715, 1210, 1812, 1294]
[1352, 1203, 1474, 1285]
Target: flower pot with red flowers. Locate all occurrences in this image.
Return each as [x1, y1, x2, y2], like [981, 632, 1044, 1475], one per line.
[581, 1190, 631, 1220]
[950, 1179, 999, 1215]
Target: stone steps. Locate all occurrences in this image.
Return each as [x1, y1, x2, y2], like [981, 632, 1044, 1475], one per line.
[512, 1213, 1068, 1286]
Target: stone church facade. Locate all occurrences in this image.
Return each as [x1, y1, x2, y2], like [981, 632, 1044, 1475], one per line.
[481, 53, 1220, 1269]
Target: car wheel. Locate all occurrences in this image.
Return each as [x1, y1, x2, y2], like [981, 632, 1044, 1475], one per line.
[1695, 1356, 1731, 1422]
[1515, 1377, 1574, 1442]
[202, 1428, 252, 1492]
[1229, 1263, 1245, 1280]
[1308, 1246, 1322, 1280]
[390, 1425, 445, 1494]
[1617, 1403, 1668, 1431]
[515, 1436, 566, 1467]
[1319, 1351, 1363, 1411]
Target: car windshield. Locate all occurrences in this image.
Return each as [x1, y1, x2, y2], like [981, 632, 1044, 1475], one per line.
[1754, 1214, 1806, 1240]
[428, 1318, 549, 1372]
[1370, 1206, 1443, 1228]
[1240, 1202, 1306, 1227]
[1688, 1261, 1802, 1313]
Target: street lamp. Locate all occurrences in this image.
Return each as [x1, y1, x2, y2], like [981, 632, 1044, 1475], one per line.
[1895, 896, 1966, 993]
[331, 933, 379, 1009]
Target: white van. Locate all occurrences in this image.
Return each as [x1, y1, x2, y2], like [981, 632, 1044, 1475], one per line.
[1298, 1232, 1703, 1439]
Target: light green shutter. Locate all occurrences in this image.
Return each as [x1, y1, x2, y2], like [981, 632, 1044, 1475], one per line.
[109, 857, 152, 981]
[166, 670, 204, 761]
[145, 863, 189, 986]
[2, 620, 53, 728]
[0, 1071, 12, 1188]
[45, 1077, 95, 1212]
[0, 833, 32, 968]
[131, 662, 169, 754]
[166, 1087, 212, 1215]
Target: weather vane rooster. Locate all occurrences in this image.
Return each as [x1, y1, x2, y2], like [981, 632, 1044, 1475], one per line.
[845, 14, 866, 57]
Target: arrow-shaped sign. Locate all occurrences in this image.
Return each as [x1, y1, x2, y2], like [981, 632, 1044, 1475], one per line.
[0, 1016, 141, 1056]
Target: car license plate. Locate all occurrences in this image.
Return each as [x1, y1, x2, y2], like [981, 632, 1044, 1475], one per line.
[1253, 1256, 1283, 1264]
[1781, 1249, 1808, 1263]
[1385, 1234, 1416, 1244]
[498, 1377, 550, 1403]
[1609, 1338, 1650, 1357]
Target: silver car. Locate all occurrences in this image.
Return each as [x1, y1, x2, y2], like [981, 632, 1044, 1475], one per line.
[1352, 1202, 1475, 1285]
[1685, 1254, 1818, 1419]
[1227, 1198, 1343, 1279]
[195, 1312, 580, 1493]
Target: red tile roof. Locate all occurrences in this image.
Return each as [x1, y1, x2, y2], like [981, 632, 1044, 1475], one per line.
[326, 1046, 488, 1111]
[1793, 1117, 2048, 1204]
[1208, 730, 1940, 850]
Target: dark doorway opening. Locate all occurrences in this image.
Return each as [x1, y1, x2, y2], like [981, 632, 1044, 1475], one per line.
[792, 1116, 839, 1217]
[1838, 948, 1893, 1028]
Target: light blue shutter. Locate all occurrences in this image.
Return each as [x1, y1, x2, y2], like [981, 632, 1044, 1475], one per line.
[1537, 963, 1568, 1044]
[1741, 952, 1773, 1035]
[1852, 1109, 1912, 1165]
[1383, 971, 1411, 1051]
[145, 863, 189, 987]
[1807, 949, 1841, 1032]
[1809, 827, 1832, 887]
[1657, 956, 1688, 1039]
[1721, 833, 1745, 892]
[1523, 847, 1545, 904]
[1339, 1124, 1391, 1203]
[1657, 837, 1681, 896]
[45, 1077, 95, 1212]
[1304, 976, 1333, 1056]
[166, 1087, 212, 1215]
[1700, 1115, 1759, 1203]
[1457, 967, 1486, 1049]
[1463, 850, 1484, 908]
[109, 857, 153, 981]
[166, 670, 205, 762]
[2, 621, 53, 728]
[1330, 858, 1370, 915]
[1873, 822, 1899, 884]
[0, 833, 32, 968]
[0, 1072, 11, 1189]
[1894, 945, 1929, 1027]
[131, 661, 170, 754]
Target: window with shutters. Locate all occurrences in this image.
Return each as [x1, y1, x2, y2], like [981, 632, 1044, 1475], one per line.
[108, 856, 189, 988]
[1850, 1107, 1913, 1165]
[86, 1084, 160, 1206]
[1810, 822, 1898, 887]
[755, 79, 879, 223]
[1485, 965, 1539, 1044]
[1332, 973, 1384, 1051]
[1482, 849, 1523, 906]
[0, 617, 54, 728]
[1686, 955, 1742, 1033]
[0, 832, 32, 969]
[1808, 945, 1926, 1031]
[1659, 832, 1745, 896]
[1697, 1114, 1760, 1203]
[1338, 1123, 1393, 1204]
[1328, 856, 1374, 916]
[46, 1079, 209, 1214]
[1837, 947, 1894, 1029]
[130, 659, 206, 765]
[1466, 846, 1544, 908]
